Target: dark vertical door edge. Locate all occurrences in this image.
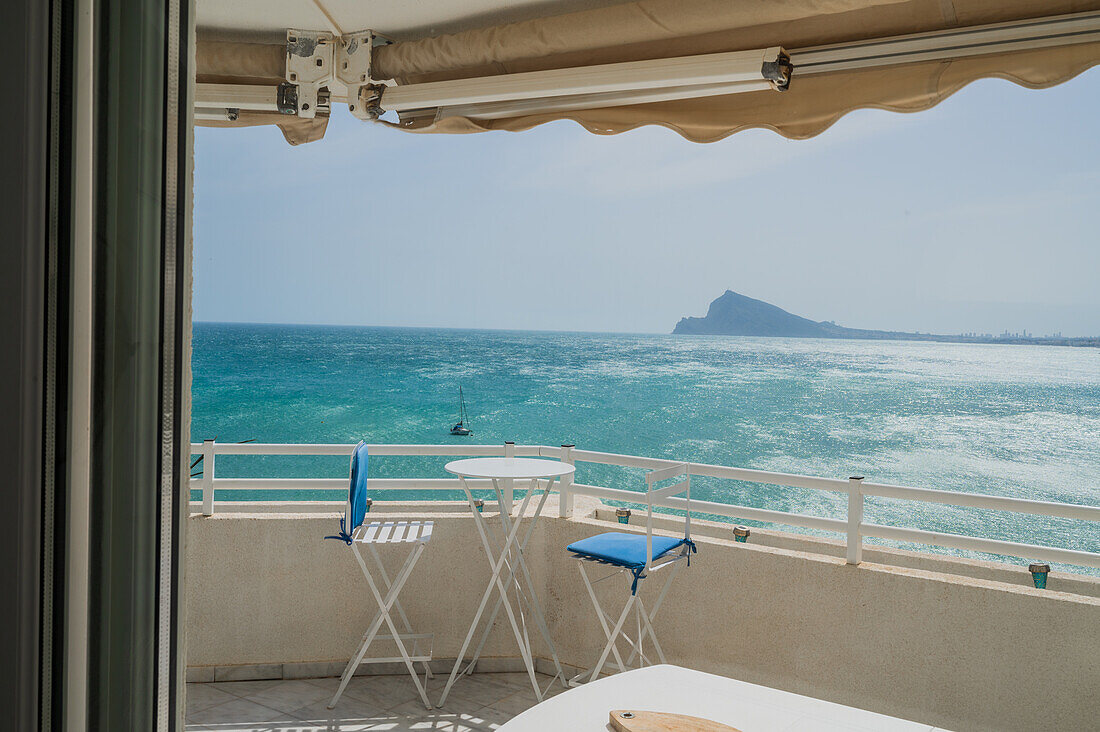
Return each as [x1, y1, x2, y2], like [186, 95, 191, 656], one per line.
[0, 0, 49, 729]
[86, 0, 186, 728]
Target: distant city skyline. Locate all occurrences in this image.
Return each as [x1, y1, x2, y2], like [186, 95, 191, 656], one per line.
[193, 70, 1100, 337]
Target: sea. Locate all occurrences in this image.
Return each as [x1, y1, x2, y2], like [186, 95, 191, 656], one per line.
[191, 322, 1100, 572]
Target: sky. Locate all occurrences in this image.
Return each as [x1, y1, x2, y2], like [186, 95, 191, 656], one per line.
[193, 69, 1100, 336]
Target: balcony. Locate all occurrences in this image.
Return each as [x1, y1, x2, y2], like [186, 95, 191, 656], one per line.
[184, 442, 1100, 731]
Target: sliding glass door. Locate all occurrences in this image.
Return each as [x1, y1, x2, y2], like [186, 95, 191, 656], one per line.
[0, 0, 191, 728]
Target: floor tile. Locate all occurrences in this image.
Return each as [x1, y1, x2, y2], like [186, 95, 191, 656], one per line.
[186, 696, 285, 726]
[186, 683, 240, 715]
[213, 679, 285, 698]
[484, 672, 539, 687]
[461, 706, 513, 729]
[388, 697, 448, 718]
[343, 674, 426, 709]
[185, 674, 523, 732]
[291, 694, 391, 731]
[405, 717, 478, 731]
[439, 675, 521, 707]
[486, 690, 539, 716]
[239, 679, 331, 714]
[403, 708, 499, 732]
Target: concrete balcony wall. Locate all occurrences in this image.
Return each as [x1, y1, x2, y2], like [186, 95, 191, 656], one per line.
[186, 500, 1100, 732]
[185, 506, 553, 672]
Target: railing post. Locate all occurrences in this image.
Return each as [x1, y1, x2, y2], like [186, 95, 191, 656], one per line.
[559, 444, 575, 518]
[847, 476, 864, 565]
[502, 441, 515, 514]
[201, 439, 216, 516]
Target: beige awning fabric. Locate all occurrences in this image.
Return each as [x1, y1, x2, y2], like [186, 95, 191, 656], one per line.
[372, 0, 908, 81]
[195, 41, 329, 145]
[369, 0, 1100, 141]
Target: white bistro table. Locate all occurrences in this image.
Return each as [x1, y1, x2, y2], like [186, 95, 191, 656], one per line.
[437, 457, 575, 707]
[499, 664, 950, 731]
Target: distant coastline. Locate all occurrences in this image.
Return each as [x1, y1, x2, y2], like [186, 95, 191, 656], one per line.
[673, 290, 1100, 348]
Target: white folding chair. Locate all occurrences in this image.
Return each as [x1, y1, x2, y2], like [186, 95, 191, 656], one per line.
[326, 442, 435, 710]
[566, 463, 696, 684]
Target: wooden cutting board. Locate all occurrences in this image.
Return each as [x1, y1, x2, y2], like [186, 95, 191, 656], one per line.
[609, 709, 743, 732]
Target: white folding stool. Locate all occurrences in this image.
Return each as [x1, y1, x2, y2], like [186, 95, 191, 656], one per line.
[327, 442, 435, 710]
[566, 463, 696, 684]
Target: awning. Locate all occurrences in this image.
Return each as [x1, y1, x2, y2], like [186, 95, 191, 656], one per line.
[195, 0, 1100, 145]
[195, 40, 330, 145]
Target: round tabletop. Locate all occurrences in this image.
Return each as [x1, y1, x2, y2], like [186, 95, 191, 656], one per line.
[445, 457, 575, 480]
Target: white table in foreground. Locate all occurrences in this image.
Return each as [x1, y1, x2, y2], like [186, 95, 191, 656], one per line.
[438, 457, 575, 707]
[499, 664, 951, 731]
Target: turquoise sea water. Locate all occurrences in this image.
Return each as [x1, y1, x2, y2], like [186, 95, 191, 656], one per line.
[191, 322, 1100, 571]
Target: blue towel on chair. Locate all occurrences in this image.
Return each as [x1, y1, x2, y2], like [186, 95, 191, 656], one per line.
[326, 441, 369, 544]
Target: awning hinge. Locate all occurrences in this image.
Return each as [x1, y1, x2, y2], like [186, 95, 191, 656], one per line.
[285, 29, 334, 118]
[336, 30, 379, 121]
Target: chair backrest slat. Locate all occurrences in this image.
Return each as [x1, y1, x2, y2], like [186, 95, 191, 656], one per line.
[649, 479, 689, 501]
[646, 463, 687, 485]
[642, 463, 691, 573]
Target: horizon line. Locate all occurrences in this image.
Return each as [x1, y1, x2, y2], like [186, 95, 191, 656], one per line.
[190, 319, 1099, 344]
[191, 319, 664, 337]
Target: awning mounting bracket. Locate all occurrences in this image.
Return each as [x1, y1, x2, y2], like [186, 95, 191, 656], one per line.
[336, 29, 376, 120]
[286, 29, 334, 119]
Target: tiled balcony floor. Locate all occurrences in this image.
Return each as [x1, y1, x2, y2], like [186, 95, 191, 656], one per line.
[186, 672, 561, 731]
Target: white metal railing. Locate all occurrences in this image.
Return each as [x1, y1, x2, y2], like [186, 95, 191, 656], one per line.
[188, 441, 1100, 570]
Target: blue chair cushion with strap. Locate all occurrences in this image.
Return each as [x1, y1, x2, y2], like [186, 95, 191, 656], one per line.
[325, 441, 369, 545]
[567, 532, 686, 569]
[568, 532, 696, 594]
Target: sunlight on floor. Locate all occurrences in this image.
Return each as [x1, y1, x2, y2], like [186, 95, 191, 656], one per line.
[185, 672, 562, 731]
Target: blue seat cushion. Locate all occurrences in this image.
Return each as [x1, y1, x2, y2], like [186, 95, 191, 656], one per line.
[567, 532, 688, 570]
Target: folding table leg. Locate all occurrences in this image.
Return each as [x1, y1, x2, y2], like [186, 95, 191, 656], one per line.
[497, 478, 566, 686]
[464, 511, 535, 675]
[469, 481, 541, 697]
[438, 479, 538, 707]
[465, 477, 565, 689]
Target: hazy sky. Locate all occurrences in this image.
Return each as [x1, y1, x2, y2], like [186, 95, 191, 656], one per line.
[194, 69, 1100, 336]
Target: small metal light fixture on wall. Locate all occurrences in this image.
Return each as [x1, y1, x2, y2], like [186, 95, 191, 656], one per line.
[733, 526, 751, 543]
[1029, 562, 1050, 589]
[615, 508, 631, 525]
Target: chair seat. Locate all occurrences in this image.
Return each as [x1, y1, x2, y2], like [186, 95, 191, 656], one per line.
[354, 520, 434, 545]
[567, 532, 688, 569]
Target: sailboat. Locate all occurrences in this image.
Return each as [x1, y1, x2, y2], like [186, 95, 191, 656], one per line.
[450, 387, 473, 436]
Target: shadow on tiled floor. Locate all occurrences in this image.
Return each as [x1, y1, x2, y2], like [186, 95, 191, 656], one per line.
[186, 672, 565, 731]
